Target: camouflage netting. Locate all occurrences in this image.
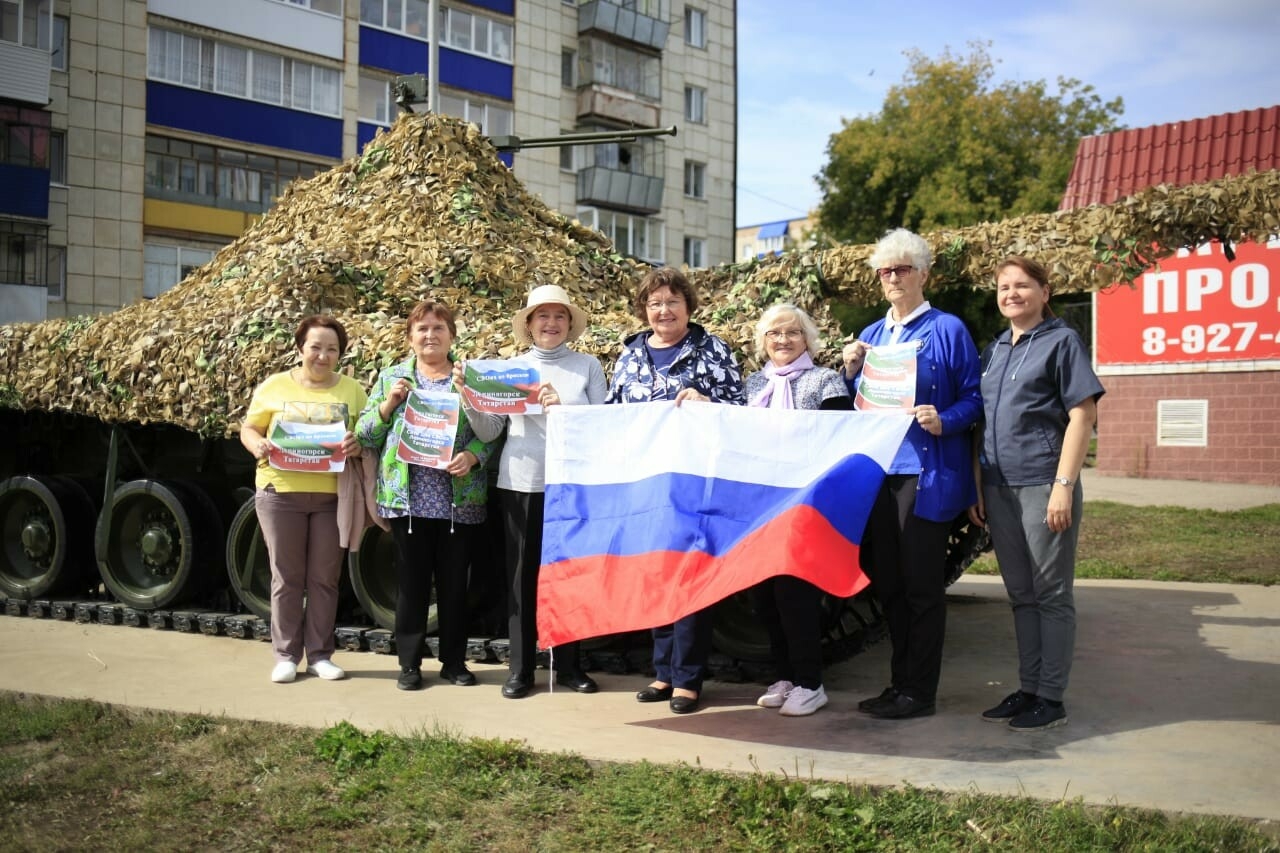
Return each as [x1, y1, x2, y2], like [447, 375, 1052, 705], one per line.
[0, 112, 1276, 438]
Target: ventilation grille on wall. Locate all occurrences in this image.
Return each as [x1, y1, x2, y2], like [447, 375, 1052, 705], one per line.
[1156, 399, 1209, 447]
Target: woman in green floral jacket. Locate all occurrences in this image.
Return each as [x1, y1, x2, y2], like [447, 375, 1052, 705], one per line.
[356, 300, 501, 692]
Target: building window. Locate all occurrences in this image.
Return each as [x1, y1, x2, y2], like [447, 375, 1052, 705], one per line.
[147, 26, 342, 118]
[684, 6, 705, 48]
[0, 104, 51, 168]
[579, 36, 661, 100]
[274, 0, 342, 15]
[1, 0, 53, 48]
[438, 92, 512, 137]
[683, 160, 705, 198]
[683, 236, 705, 268]
[48, 129, 65, 184]
[623, 0, 669, 17]
[360, 0, 431, 35]
[359, 73, 392, 125]
[0, 223, 46, 286]
[437, 5, 513, 62]
[144, 134, 323, 213]
[46, 245, 64, 300]
[144, 244, 215, 299]
[684, 85, 705, 123]
[577, 206, 664, 263]
[561, 49, 577, 88]
[50, 13, 67, 70]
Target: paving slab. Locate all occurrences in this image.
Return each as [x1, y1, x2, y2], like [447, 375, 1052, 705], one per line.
[3, 575, 1277, 823]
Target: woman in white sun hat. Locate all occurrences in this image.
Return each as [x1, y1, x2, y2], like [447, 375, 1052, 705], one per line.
[455, 284, 607, 699]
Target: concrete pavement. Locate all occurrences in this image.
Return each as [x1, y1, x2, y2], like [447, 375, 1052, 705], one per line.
[2, 572, 1278, 823]
[1080, 469, 1280, 510]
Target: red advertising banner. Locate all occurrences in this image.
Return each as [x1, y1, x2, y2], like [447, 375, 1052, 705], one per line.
[1095, 238, 1280, 367]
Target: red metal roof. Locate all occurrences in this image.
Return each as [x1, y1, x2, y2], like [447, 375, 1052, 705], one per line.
[1059, 105, 1280, 210]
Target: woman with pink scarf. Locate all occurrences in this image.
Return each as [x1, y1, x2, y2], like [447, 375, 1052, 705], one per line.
[743, 303, 850, 716]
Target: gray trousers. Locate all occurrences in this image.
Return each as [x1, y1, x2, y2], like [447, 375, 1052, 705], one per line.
[983, 482, 1082, 702]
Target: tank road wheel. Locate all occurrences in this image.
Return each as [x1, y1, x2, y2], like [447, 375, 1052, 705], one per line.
[95, 479, 224, 609]
[348, 525, 442, 633]
[709, 591, 771, 663]
[944, 513, 992, 586]
[0, 475, 97, 599]
[224, 496, 271, 619]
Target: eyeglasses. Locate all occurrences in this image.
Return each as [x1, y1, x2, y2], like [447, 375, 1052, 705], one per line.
[877, 265, 915, 280]
[645, 299, 684, 312]
[764, 329, 804, 341]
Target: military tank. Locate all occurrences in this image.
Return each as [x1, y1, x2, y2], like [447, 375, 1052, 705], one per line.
[2, 112, 1273, 670]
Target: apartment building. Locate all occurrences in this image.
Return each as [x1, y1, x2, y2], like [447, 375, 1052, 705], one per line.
[0, 0, 737, 324]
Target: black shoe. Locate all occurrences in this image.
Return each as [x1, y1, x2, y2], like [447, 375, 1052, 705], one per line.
[440, 665, 477, 686]
[555, 670, 599, 694]
[982, 690, 1036, 722]
[502, 671, 533, 699]
[857, 686, 899, 714]
[1009, 698, 1068, 731]
[868, 693, 935, 719]
[669, 694, 700, 714]
[636, 684, 674, 703]
[397, 666, 423, 691]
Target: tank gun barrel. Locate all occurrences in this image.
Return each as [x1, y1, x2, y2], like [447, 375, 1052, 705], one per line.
[489, 125, 678, 152]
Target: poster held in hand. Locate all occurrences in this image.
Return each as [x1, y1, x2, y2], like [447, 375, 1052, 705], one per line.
[267, 401, 351, 472]
[396, 389, 461, 468]
[461, 359, 542, 415]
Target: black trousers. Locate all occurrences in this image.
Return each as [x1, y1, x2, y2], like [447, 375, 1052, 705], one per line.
[751, 575, 824, 689]
[861, 475, 951, 702]
[389, 516, 473, 671]
[501, 489, 582, 676]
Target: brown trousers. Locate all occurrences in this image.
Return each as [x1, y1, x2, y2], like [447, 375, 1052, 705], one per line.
[255, 488, 343, 665]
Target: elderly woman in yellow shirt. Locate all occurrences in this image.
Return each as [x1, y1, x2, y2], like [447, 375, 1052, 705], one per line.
[240, 315, 367, 684]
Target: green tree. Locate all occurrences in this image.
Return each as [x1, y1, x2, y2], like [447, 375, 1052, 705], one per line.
[818, 43, 1123, 345]
[817, 42, 1123, 244]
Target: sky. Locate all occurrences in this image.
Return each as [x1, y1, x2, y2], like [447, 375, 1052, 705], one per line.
[734, 0, 1280, 227]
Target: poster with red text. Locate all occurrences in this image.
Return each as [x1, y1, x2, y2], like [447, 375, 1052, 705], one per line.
[266, 402, 349, 473]
[395, 390, 460, 468]
[461, 360, 542, 415]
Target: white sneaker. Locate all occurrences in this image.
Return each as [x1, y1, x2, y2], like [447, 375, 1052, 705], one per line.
[306, 660, 346, 681]
[757, 680, 794, 708]
[779, 685, 828, 717]
[271, 661, 297, 683]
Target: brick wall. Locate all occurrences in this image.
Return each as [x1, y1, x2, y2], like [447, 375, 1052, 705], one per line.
[1095, 372, 1280, 485]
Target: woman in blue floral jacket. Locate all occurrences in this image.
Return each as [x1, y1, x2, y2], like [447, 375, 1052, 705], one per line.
[606, 267, 744, 715]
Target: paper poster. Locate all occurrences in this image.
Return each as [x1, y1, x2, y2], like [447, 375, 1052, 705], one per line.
[267, 402, 350, 472]
[396, 389, 460, 468]
[853, 342, 919, 412]
[460, 359, 542, 415]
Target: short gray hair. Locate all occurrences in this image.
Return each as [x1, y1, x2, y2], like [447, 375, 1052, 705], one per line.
[869, 228, 931, 272]
[754, 303, 821, 358]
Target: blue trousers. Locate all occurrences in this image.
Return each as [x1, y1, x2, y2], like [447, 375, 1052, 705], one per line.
[652, 609, 713, 692]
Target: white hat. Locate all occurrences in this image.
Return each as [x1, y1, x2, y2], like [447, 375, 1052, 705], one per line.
[511, 284, 589, 347]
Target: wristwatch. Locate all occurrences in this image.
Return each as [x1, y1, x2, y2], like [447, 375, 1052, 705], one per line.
[1054, 476, 1074, 487]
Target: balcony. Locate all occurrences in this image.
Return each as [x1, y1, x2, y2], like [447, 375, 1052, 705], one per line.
[578, 0, 669, 51]
[576, 166, 664, 214]
[576, 85, 661, 128]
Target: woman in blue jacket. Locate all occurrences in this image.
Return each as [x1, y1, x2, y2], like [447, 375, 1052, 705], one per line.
[842, 228, 982, 720]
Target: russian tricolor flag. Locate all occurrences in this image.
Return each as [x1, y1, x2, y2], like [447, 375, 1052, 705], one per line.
[536, 403, 912, 648]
